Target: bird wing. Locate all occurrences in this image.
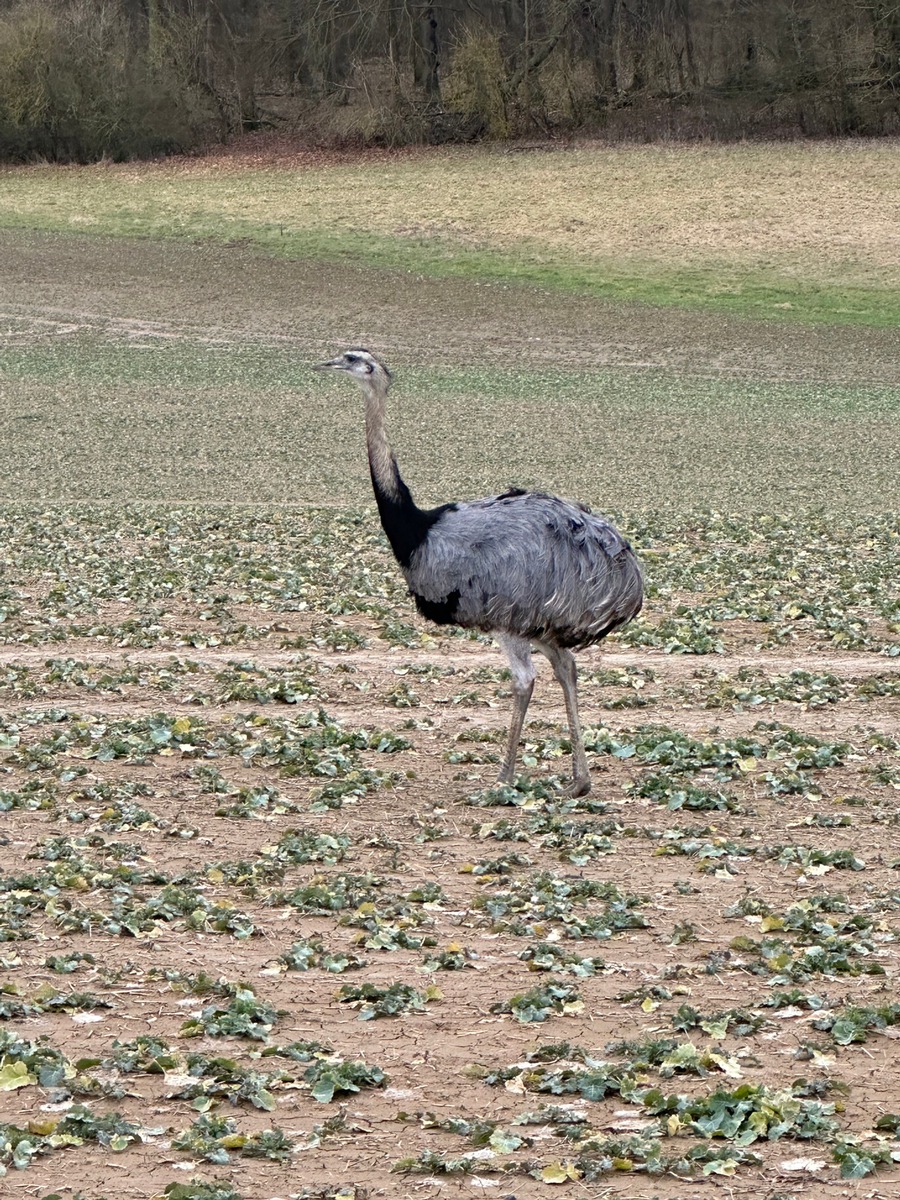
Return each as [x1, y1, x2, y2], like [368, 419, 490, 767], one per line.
[405, 491, 643, 646]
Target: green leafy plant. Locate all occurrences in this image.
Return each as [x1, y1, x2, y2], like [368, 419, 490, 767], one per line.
[491, 982, 583, 1023]
[172, 1113, 292, 1162]
[518, 942, 605, 976]
[159, 1183, 243, 1200]
[279, 938, 366, 973]
[336, 982, 440, 1020]
[180, 989, 280, 1041]
[303, 1058, 387, 1102]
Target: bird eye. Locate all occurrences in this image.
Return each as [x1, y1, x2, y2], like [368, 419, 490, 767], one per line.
[345, 353, 359, 364]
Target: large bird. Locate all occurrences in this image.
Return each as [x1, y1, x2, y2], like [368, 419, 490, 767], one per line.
[315, 349, 643, 796]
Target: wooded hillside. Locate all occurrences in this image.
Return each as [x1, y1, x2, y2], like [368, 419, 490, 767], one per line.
[1, 0, 898, 160]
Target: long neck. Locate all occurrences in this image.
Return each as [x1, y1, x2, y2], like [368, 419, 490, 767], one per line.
[363, 378, 429, 568]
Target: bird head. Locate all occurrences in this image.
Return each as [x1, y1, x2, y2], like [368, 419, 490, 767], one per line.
[314, 349, 392, 387]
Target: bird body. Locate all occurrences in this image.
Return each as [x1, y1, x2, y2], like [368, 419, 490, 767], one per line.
[405, 489, 642, 649]
[315, 348, 643, 796]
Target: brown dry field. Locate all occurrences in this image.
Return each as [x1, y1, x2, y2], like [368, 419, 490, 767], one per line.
[2, 618, 900, 1200]
[0, 228, 898, 1200]
[3, 138, 900, 289]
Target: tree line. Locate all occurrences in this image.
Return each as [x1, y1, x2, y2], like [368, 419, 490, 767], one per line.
[0, 0, 897, 161]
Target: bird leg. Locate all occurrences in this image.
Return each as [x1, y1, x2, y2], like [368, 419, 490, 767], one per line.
[539, 643, 591, 797]
[496, 635, 536, 786]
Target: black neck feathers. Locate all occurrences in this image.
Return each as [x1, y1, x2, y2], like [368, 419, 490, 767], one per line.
[369, 457, 453, 569]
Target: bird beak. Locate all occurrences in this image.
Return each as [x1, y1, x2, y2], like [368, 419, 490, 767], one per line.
[313, 357, 345, 371]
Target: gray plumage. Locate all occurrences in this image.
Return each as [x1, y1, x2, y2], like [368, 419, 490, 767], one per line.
[409, 489, 642, 649]
[315, 348, 644, 796]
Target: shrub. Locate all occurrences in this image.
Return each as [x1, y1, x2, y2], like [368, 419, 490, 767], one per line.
[443, 25, 510, 138]
[0, 0, 217, 161]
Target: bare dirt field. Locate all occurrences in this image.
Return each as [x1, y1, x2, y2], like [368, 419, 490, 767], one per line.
[0, 499, 897, 1200]
[0, 218, 898, 1200]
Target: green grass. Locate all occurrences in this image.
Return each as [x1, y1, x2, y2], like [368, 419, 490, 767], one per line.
[0, 206, 893, 329]
[1, 141, 898, 326]
[2, 330, 898, 510]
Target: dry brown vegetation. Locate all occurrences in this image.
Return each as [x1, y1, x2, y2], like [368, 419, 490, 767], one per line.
[3, 138, 898, 329]
[3, 139, 900, 287]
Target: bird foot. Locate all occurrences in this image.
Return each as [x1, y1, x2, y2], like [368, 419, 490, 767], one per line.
[566, 776, 592, 798]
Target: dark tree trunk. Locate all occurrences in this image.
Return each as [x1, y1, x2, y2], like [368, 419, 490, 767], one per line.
[580, 0, 623, 100]
[422, 5, 441, 100]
